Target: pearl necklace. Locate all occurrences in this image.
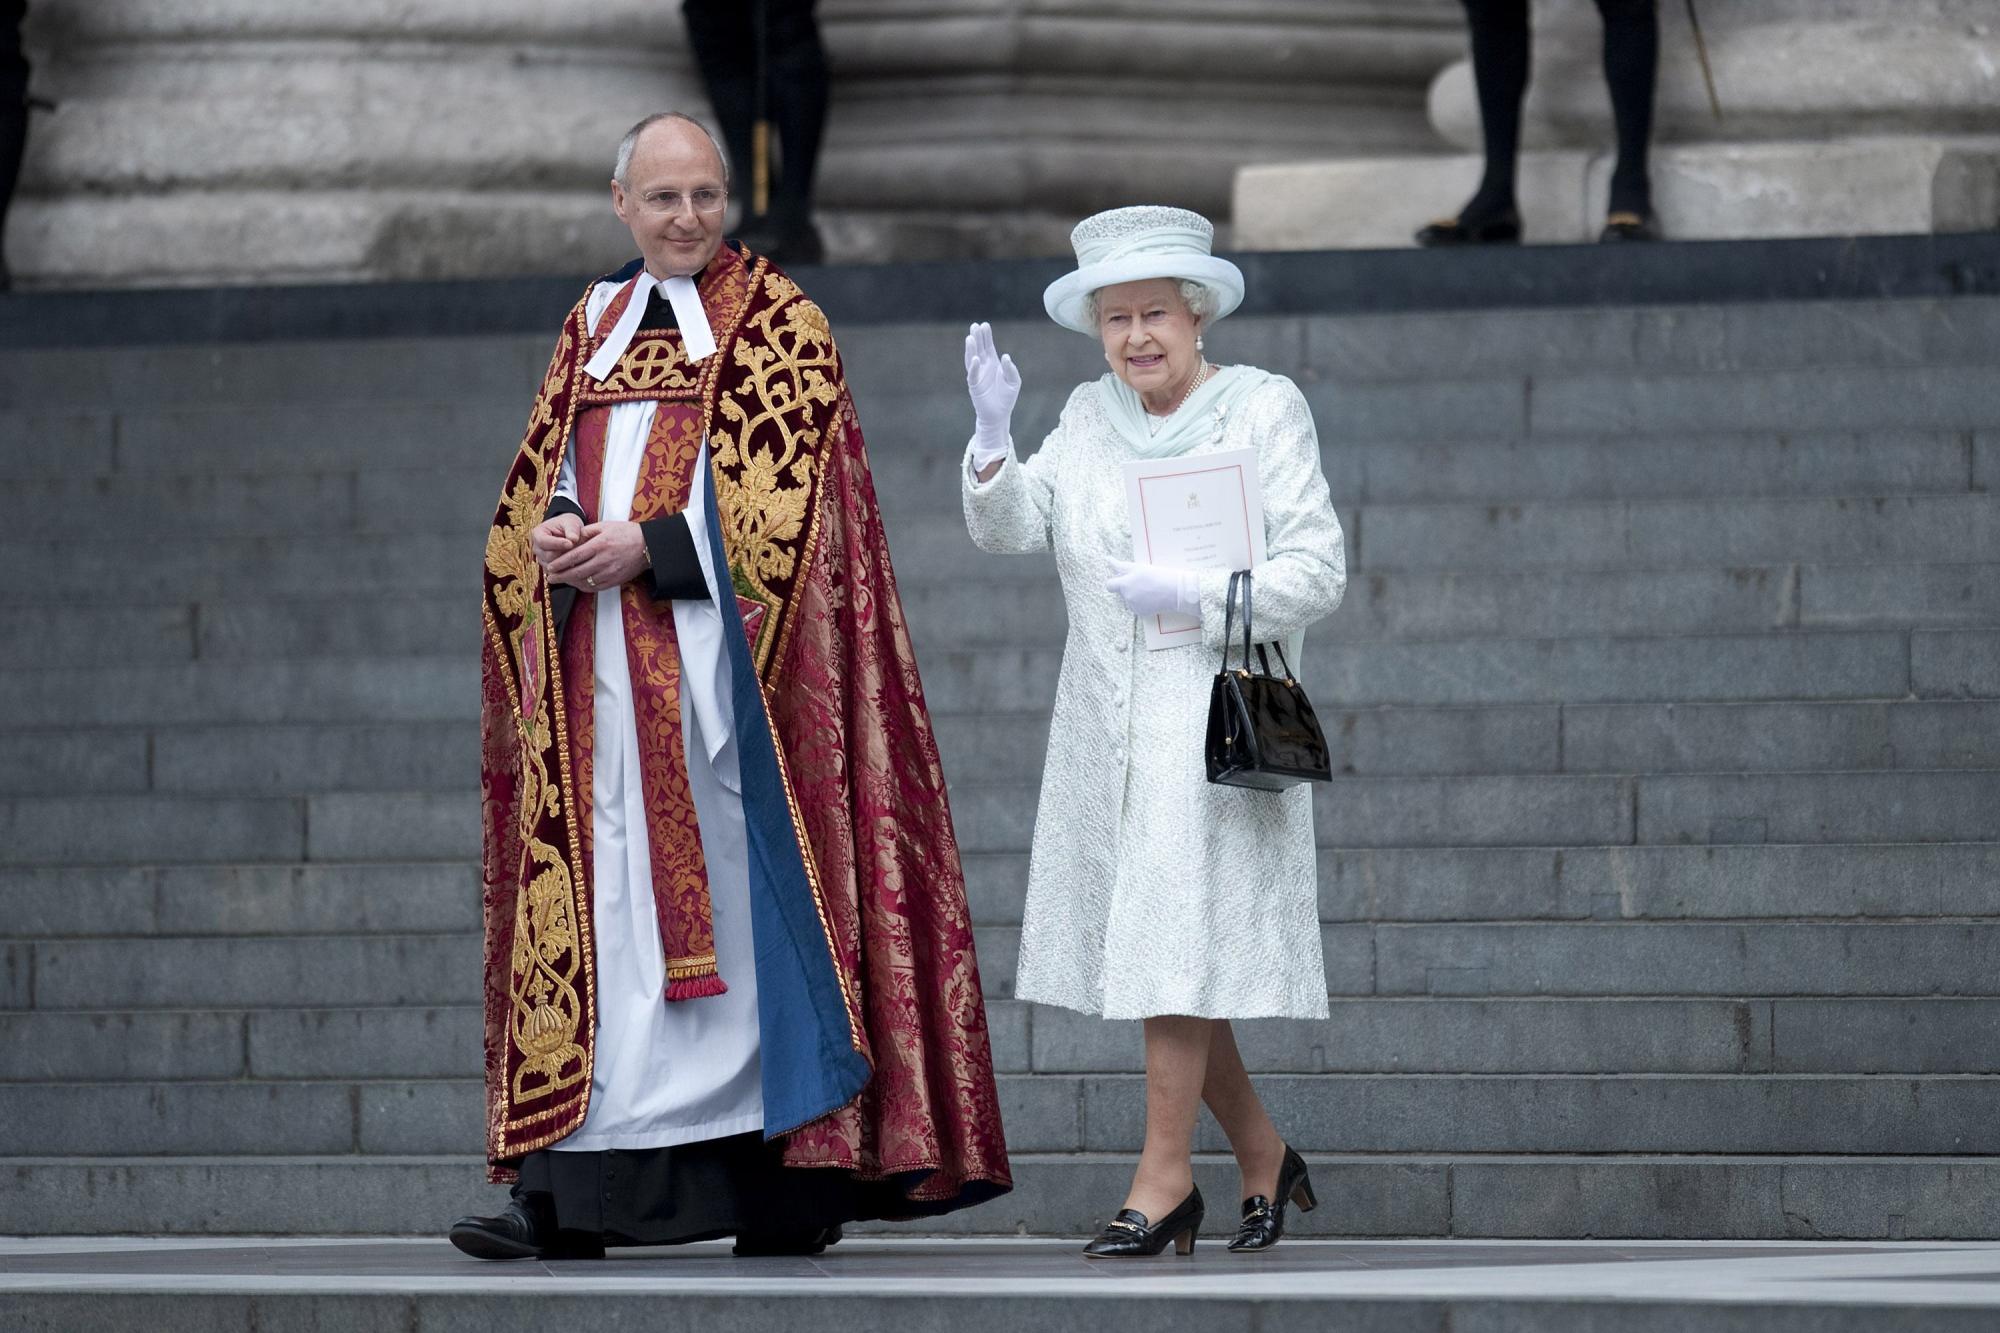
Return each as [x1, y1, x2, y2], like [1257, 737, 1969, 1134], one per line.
[1158, 360, 1213, 418]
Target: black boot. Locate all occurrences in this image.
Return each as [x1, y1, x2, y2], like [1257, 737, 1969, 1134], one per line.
[448, 1198, 605, 1261]
[1414, 205, 1522, 247]
[735, 215, 825, 267]
[1082, 1187, 1204, 1258]
[1227, 1145, 1318, 1253]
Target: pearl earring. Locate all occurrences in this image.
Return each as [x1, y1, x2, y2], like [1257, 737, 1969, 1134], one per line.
[1196, 336, 1205, 351]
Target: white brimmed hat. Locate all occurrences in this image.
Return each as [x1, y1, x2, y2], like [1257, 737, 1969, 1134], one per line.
[1042, 205, 1245, 336]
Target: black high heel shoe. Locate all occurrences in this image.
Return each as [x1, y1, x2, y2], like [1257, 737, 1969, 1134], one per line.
[1227, 1145, 1317, 1253]
[1414, 209, 1522, 247]
[1082, 1186, 1204, 1258]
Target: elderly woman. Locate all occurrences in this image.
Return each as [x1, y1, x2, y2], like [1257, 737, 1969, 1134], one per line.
[960, 206, 1346, 1257]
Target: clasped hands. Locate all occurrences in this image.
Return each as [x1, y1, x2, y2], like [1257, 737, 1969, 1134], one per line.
[531, 514, 648, 591]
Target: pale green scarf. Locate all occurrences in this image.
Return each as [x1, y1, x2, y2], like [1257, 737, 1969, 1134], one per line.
[1097, 363, 1271, 458]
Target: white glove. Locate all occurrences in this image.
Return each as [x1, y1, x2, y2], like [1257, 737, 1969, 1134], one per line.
[1107, 559, 1201, 618]
[963, 321, 1021, 470]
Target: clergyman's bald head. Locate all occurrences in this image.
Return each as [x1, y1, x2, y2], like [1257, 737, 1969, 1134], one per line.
[614, 112, 729, 188]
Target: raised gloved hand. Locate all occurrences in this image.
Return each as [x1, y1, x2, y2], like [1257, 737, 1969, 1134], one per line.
[1106, 559, 1201, 618]
[963, 321, 1021, 471]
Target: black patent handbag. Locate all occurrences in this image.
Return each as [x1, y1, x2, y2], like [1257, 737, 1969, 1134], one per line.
[1205, 570, 1334, 790]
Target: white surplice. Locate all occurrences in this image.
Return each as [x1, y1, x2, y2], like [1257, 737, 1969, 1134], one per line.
[549, 276, 764, 1152]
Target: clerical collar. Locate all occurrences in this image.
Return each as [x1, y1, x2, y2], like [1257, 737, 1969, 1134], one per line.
[584, 265, 718, 381]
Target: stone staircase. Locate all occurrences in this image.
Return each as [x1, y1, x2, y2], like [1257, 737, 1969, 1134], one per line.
[3, 280, 1998, 1241]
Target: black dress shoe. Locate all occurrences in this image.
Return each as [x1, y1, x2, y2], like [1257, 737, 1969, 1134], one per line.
[1228, 1145, 1318, 1253]
[733, 1224, 843, 1257]
[1414, 210, 1522, 247]
[1599, 211, 1660, 242]
[1082, 1187, 1204, 1258]
[448, 1200, 605, 1261]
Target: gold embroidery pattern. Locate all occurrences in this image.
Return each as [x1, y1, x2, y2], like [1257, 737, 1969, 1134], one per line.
[710, 271, 841, 677]
[481, 299, 597, 1160]
[482, 258, 864, 1171]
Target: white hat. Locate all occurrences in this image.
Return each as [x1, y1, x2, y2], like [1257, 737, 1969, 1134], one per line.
[1042, 205, 1245, 336]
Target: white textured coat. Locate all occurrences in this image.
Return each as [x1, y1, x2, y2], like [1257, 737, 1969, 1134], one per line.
[962, 372, 1346, 1019]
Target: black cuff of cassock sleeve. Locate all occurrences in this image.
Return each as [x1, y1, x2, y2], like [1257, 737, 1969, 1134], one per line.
[545, 495, 586, 525]
[640, 514, 710, 602]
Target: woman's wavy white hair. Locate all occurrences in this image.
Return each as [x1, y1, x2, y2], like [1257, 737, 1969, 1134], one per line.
[1081, 278, 1215, 329]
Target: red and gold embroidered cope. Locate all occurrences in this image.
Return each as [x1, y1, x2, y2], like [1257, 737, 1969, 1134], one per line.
[478, 252, 1011, 1206]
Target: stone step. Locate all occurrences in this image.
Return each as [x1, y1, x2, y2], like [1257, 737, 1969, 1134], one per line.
[1329, 428, 1992, 508]
[7, 1073, 1998, 1158]
[1521, 363, 2000, 440]
[1358, 495, 2000, 572]
[13, 1239, 2000, 1333]
[919, 628, 1987, 711]
[11, 934, 478, 1009]
[13, 918, 2000, 1012]
[6, 630, 1981, 729]
[0, 795, 308, 865]
[1, 1152, 1996, 1240]
[40, 768, 1978, 864]
[8, 844, 1994, 942]
[909, 494, 1996, 579]
[989, 920, 2000, 1002]
[865, 365, 2000, 448]
[10, 995, 2000, 1082]
[13, 569, 2000, 688]
[1314, 842, 2000, 925]
[0, 336, 548, 413]
[7, 299, 1992, 420]
[911, 428, 1993, 509]
[0, 863, 481, 938]
[8, 493, 1996, 599]
[1, 398, 523, 479]
[23, 697, 2000, 797]
[839, 299, 2000, 398]
[1030, 997, 2000, 1077]
[15, 490, 2000, 600]
[0, 657, 478, 728]
[24, 722, 483, 796]
[16, 562, 1996, 670]
[951, 769, 2000, 854]
[928, 699, 2000, 785]
[9, 370, 2000, 522]
[11, 431, 1987, 541]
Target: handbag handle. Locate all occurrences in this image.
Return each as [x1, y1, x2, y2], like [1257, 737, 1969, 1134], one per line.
[1220, 568, 1296, 683]
[1222, 569, 1257, 673]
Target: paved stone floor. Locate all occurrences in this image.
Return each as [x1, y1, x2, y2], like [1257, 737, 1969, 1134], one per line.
[6, 1236, 2000, 1303]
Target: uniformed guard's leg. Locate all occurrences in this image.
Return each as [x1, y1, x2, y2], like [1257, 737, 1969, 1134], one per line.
[679, 0, 757, 208]
[1416, 0, 1530, 245]
[1459, 0, 1531, 227]
[762, 0, 829, 244]
[0, 0, 31, 290]
[1593, 0, 1659, 226]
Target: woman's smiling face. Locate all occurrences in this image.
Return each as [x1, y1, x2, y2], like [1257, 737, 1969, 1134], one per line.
[1094, 278, 1202, 408]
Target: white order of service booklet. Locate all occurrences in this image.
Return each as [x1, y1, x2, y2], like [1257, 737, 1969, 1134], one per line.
[1123, 447, 1265, 651]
